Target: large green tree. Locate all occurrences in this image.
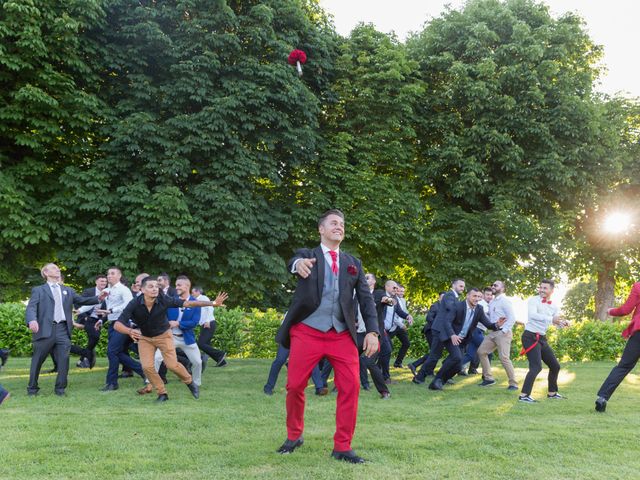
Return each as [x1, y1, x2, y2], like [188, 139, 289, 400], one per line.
[406, 0, 615, 296]
[0, 0, 105, 300]
[49, 0, 336, 308]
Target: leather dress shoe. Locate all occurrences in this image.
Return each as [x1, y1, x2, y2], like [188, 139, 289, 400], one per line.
[277, 437, 304, 454]
[55, 389, 66, 397]
[100, 384, 118, 392]
[331, 449, 366, 464]
[595, 397, 607, 412]
[428, 378, 444, 391]
[315, 387, 329, 396]
[156, 393, 169, 403]
[187, 382, 200, 399]
[263, 387, 273, 396]
[412, 377, 424, 385]
[137, 384, 153, 395]
[0, 348, 10, 367]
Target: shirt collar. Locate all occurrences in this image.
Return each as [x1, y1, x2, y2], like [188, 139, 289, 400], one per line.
[320, 243, 339, 256]
[495, 293, 505, 300]
[110, 282, 122, 289]
[48, 282, 60, 288]
[451, 288, 459, 298]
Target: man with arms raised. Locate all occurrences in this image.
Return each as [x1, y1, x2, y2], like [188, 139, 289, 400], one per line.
[275, 209, 379, 464]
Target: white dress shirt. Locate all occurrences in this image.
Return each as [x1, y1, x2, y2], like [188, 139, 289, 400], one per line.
[196, 294, 215, 326]
[104, 282, 133, 322]
[489, 293, 517, 333]
[526, 296, 559, 335]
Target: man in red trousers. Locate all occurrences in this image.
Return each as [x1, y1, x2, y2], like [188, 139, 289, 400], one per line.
[275, 209, 380, 464]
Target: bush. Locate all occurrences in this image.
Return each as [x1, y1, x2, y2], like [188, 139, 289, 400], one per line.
[0, 303, 630, 361]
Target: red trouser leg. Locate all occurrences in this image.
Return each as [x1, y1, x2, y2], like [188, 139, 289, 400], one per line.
[286, 324, 326, 441]
[325, 329, 360, 451]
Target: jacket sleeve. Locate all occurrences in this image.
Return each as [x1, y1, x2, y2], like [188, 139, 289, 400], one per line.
[287, 248, 314, 275]
[72, 289, 100, 307]
[610, 283, 640, 317]
[477, 309, 498, 330]
[25, 287, 40, 325]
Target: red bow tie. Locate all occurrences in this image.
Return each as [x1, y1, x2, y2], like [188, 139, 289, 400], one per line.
[542, 298, 552, 304]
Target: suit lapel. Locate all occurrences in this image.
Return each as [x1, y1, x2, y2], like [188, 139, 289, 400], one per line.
[43, 284, 54, 302]
[314, 246, 324, 300]
[338, 252, 349, 296]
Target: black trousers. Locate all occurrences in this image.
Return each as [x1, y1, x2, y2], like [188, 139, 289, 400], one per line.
[28, 323, 71, 394]
[416, 332, 442, 381]
[597, 331, 640, 400]
[434, 340, 463, 383]
[70, 318, 101, 363]
[357, 332, 388, 394]
[197, 321, 226, 363]
[410, 329, 433, 371]
[389, 328, 411, 367]
[521, 331, 560, 395]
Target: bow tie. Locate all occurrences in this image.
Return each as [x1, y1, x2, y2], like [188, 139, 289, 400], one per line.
[542, 298, 552, 304]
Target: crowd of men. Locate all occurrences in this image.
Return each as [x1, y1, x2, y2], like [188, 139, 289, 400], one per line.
[14, 263, 228, 402]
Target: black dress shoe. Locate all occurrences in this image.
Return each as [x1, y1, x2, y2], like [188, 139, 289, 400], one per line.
[407, 363, 417, 376]
[156, 393, 169, 402]
[331, 449, 366, 464]
[100, 384, 118, 392]
[187, 382, 200, 399]
[468, 368, 479, 375]
[277, 437, 303, 454]
[595, 397, 607, 412]
[393, 363, 403, 369]
[55, 389, 66, 397]
[412, 377, 424, 385]
[316, 387, 329, 396]
[428, 378, 444, 391]
[0, 348, 10, 367]
[264, 386, 273, 396]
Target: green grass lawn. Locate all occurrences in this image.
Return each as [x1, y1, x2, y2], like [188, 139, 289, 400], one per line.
[1, 357, 639, 479]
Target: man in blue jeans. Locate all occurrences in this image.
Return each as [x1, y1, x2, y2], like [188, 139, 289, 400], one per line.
[264, 344, 325, 395]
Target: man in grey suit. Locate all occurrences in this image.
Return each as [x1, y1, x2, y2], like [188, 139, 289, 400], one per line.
[25, 263, 106, 396]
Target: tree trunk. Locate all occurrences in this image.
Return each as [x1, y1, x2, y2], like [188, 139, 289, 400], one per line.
[595, 259, 616, 321]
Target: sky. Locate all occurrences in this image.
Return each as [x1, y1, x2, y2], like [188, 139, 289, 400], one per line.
[319, 0, 640, 98]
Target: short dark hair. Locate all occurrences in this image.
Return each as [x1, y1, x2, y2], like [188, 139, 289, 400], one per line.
[176, 275, 190, 282]
[107, 266, 122, 274]
[192, 285, 204, 294]
[158, 273, 170, 281]
[140, 276, 154, 287]
[95, 274, 107, 281]
[483, 286, 493, 293]
[451, 278, 465, 285]
[318, 209, 345, 227]
[541, 278, 555, 289]
[468, 287, 481, 294]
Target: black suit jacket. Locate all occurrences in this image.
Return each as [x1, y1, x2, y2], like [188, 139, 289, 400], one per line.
[432, 300, 498, 343]
[275, 246, 379, 348]
[373, 289, 409, 333]
[424, 301, 440, 332]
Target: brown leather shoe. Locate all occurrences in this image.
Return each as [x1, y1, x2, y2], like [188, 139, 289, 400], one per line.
[315, 387, 329, 396]
[137, 384, 153, 395]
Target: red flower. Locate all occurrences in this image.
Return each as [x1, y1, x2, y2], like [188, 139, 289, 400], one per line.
[347, 264, 358, 276]
[288, 49, 307, 65]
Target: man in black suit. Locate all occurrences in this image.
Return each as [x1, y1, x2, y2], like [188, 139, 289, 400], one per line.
[408, 291, 445, 378]
[71, 274, 108, 368]
[374, 280, 410, 382]
[413, 279, 465, 383]
[427, 288, 505, 390]
[275, 209, 379, 464]
[157, 273, 178, 297]
[25, 263, 106, 396]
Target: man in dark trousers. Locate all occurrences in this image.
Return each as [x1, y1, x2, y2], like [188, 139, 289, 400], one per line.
[275, 209, 379, 464]
[413, 279, 465, 383]
[71, 274, 108, 368]
[374, 280, 410, 383]
[427, 288, 505, 391]
[25, 263, 106, 396]
[408, 291, 445, 378]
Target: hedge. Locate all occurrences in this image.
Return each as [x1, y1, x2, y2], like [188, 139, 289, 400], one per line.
[0, 303, 629, 361]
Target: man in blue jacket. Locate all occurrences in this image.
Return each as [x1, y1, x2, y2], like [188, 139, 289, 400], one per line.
[153, 276, 203, 388]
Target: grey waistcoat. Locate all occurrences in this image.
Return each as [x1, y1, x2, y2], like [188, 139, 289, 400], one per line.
[302, 258, 346, 333]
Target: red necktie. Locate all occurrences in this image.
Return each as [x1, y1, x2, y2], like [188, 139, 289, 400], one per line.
[329, 250, 339, 275]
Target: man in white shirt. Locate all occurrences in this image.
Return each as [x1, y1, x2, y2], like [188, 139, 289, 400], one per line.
[477, 280, 519, 389]
[518, 279, 568, 403]
[97, 267, 145, 391]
